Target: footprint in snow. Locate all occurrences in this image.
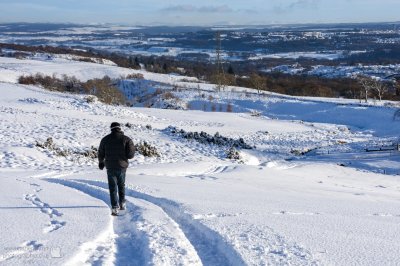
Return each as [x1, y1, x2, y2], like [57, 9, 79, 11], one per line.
[43, 220, 67, 233]
[23, 194, 66, 233]
[24, 240, 44, 250]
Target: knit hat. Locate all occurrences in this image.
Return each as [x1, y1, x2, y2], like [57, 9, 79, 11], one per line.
[110, 122, 121, 131]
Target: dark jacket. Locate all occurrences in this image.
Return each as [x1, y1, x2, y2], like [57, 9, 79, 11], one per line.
[98, 129, 135, 169]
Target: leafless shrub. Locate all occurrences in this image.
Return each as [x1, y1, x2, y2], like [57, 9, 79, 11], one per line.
[18, 75, 36, 85]
[135, 141, 159, 157]
[35, 137, 56, 150]
[153, 88, 163, 96]
[77, 57, 96, 63]
[226, 147, 242, 161]
[77, 146, 98, 159]
[250, 110, 262, 117]
[36, 137, 98, 159]
[19, 74, 127, 105]
[83, 76, 126, 105]
[290, 147, 318, 156]
[85, 95, 98, 103]
[250, 73, 267, 94]
[35, 137, 70, 157]
[126, 73, 144, 79]
[162, 91, 177, 100]
[180, 78, 198, 83]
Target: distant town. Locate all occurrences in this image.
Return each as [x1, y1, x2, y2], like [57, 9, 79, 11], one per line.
[1, 22, 400, 99]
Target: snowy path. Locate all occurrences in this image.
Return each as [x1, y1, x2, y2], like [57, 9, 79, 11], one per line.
[45, 178, 246, 266]
[1, 57, 400, 265]
[0, 171, 111, 265]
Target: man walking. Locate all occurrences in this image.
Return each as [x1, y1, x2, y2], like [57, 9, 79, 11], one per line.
[98, 122, 135, 216]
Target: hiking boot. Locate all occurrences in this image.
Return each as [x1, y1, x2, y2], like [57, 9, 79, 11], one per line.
[111, 207, 119, 216]
[119, 201, 126, 210]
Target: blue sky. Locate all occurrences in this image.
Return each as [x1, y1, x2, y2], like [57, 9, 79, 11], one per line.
[0, 0, 399, 25]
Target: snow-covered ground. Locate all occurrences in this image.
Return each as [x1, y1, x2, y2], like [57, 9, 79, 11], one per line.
[263, 63, 400, 80]
[249, 51, 344, 61]
[0, 56, 400, 265]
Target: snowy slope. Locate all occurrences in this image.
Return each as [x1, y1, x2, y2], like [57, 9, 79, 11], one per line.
[0, 56, 400, 265]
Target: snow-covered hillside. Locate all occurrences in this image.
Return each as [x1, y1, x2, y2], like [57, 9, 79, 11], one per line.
[0, 56, 400, 265]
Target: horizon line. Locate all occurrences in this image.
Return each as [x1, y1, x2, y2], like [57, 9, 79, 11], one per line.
[0, 20, 399, 28]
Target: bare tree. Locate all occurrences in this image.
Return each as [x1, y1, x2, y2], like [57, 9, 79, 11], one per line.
[371, 79, 388, 101]
[215, 31, 226, 91]
[358, 76, 388, 102]
[250, 73, 266, 94]
[357, 76, 373, 103]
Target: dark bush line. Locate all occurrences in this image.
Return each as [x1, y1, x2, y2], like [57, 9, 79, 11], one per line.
[18, 74, 126, 105]
[0, 42, 141, 70]
[166, 126, 253, 149]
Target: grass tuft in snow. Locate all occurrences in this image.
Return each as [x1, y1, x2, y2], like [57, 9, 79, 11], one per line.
[226, 147, 244, 163]
[35, 137, 98, 159]
[135, 141, 160, 157]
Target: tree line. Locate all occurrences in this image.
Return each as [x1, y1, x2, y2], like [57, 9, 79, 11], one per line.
[2, 42, 399, 101]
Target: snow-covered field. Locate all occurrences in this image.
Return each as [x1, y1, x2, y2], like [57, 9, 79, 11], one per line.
[263, 63, 400, 80]
[0, 56, 400, 265]
[249, 51, 344, 61]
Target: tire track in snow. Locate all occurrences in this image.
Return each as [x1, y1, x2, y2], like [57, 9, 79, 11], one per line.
[45, 178, 202, 266]
[73, 179, 247, 266]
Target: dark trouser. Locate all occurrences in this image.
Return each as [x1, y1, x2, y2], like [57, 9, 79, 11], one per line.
[106, 168, 126, 208]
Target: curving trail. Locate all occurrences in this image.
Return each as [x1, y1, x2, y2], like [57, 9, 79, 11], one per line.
[45, 178, 247, 266]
